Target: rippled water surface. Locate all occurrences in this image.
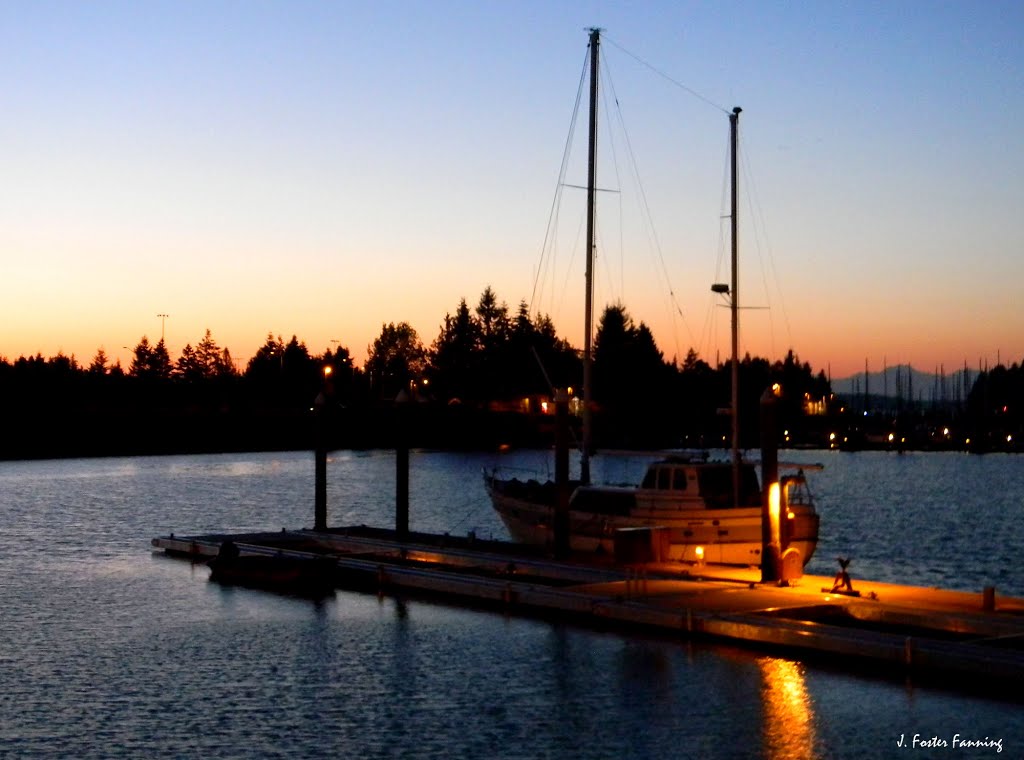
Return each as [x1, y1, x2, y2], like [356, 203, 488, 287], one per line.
[1, 449, 1021, 758]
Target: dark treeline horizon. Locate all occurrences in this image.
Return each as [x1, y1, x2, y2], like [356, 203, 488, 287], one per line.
[2, 287, 1021, 458]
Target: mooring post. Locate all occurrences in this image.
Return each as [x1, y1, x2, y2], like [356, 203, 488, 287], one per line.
[760, 385, 781, 583]
[553, 388, 571, 559]
[314, 389, 328, 532]
[395, 388, 411, 540]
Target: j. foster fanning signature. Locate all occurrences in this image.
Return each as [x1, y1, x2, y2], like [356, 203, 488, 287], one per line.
[897, 734, 1003, 753]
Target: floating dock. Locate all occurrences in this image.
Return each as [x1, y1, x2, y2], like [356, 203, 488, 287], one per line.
[152, 525, 1024, 692]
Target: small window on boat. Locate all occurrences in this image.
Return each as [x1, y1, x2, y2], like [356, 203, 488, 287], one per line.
[673, 468, 687, 491]
[657, 468, 672, 490]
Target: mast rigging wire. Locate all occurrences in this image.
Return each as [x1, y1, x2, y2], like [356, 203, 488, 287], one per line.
[740, 144, 794, 355]
[600, 48, 697, 359]
[529, 44, 590, 319]
[603, 35, 731, 115]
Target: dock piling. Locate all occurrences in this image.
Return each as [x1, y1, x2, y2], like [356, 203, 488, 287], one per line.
[395, 390, 411, 540]
[553, 388, 570, 559]
[314, 391, 328, 531]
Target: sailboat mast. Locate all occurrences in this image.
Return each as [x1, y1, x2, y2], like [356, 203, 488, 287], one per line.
[581, 27, 600, 486]
[729, 106, 741, 507]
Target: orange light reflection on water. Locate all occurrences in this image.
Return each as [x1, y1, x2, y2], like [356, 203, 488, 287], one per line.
[759, 656, 818, 760]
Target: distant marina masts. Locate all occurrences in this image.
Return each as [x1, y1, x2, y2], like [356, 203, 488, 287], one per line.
[850, 357, 992, 414]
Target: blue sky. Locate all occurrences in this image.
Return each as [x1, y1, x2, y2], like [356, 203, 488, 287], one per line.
[2, 1, 1022, 377]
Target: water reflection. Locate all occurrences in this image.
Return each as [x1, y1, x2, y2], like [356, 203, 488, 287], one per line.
[759, 657, 818, 760]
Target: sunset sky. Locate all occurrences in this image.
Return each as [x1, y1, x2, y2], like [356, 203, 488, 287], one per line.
[2, 1, 1021, 380]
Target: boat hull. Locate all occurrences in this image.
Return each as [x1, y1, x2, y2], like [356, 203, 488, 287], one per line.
[486, 477, 819, 566]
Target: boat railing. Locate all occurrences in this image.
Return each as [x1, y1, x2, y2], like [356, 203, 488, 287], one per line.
[484, 464, 556, 483]
[781, 470, 816, 508]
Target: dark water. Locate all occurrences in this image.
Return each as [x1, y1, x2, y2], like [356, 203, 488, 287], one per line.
[1, 450, 1021, 758]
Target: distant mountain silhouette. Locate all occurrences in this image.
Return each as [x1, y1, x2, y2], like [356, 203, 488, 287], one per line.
[831, 363, 976, 404]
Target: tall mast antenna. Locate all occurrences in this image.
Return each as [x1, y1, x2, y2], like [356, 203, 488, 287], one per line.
[581, 27, 601, 486]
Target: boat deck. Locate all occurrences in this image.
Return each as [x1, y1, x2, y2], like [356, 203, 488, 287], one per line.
[152, 526, 1024, 692]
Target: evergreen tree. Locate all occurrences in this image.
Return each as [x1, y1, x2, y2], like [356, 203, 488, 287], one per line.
[245, 334, 286, 380]
[129, 337, 151, 378]
[475, 286, 509, 348]
[175, 343, 204, 383]
[593, 303, 673, 445]
[429, 298, 481, 402]
[88, 348, 109, 376]
[218, 348, 237, 378]
[150, 339, 172, 381]
[195, 329, 223, 378]
[130, 336, 172, 385]
[366, 322, 426, 399]
[474, 287, 511, 400]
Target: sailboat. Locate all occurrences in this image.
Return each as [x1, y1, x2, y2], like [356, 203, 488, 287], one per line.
[485, 29, 819, 566]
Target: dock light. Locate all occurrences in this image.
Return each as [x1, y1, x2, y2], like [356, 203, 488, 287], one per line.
[768, 481, 782, 550]
[888, 433, 895, 443]
[323, 365, 333, 377]
[695, 546, 705, 564]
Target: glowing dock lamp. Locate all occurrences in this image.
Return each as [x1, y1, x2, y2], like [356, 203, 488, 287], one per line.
[695, 545, 705, 566]
[760, 385, 783, 583]
[767, 481, 782, 556]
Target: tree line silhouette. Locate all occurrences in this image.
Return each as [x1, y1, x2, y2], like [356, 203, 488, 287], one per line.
[2, 287, 1019, 458]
